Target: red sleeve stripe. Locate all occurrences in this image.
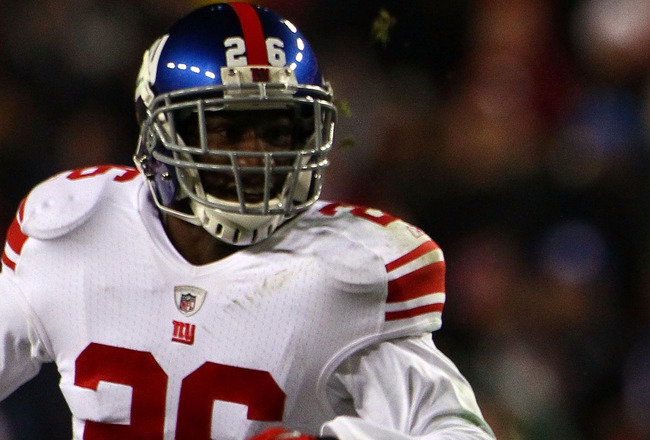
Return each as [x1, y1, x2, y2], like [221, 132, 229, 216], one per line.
[386, 242, 443, 283]
[17, 198, 26, 222]
[2, 200, 29, 271]
[385, 240, 440, 273]
[386, 261, 445, 303]
[7, 202, 28, 254]
[385, 292, 445, 313]
[1, 250, 16, 271]
[230, 3, 269, 65]
[385, 303, 444, 322]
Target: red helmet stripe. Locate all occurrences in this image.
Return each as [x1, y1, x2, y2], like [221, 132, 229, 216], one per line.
[230, 3, 268, 65]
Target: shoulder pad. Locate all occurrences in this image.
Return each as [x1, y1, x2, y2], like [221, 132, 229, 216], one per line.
[310, 201, 445, 334]
[21, 168, 111, 240]
[311, 201, 438, 263]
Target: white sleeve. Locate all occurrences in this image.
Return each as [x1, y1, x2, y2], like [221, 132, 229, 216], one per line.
[320, 334, 495, 440]
[0, 274, 50, 401]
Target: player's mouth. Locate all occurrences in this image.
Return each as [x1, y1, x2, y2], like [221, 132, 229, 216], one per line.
[200, 172, 284, 204]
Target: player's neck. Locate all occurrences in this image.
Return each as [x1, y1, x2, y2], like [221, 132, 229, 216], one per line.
[162, 214, 239, 265]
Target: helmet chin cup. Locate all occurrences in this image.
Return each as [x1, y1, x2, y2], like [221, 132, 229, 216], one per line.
[190, 195, 285, 246]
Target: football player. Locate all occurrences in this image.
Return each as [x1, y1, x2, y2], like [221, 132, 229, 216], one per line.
[0, 3, 495, 439]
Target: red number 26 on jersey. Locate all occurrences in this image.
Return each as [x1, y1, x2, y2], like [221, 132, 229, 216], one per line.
[75, 343, 286, 439]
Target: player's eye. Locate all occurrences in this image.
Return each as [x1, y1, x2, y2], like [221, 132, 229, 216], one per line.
[206, 122, 238, 144]
[259, 123, 293, 149]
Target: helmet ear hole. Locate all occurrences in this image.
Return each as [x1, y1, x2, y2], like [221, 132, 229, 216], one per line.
[175, 112, 199, 147]
[135, 97, 148, 126]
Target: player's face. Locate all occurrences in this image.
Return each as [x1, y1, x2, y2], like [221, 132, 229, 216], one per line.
[179, 110, 305, 204]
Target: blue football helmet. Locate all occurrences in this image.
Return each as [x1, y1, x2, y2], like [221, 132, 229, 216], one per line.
[134, 2, 336, 245]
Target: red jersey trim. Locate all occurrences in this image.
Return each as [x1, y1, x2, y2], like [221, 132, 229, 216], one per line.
[2, 199, 28, 271]
[385, 240, 439, 272]
[386, 261, 445, 303]
[384, 239, 445, 322]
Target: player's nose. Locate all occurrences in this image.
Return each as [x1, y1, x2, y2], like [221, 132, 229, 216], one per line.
[235, 129, 266, 166]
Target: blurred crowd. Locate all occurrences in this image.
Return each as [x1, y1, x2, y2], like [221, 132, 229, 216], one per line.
[1, 0, 650, 439]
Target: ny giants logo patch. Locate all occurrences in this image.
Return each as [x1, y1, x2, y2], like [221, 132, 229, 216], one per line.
[172, 320, 196, 345]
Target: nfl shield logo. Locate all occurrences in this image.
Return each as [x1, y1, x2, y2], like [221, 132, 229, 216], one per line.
[180, 294, 195, 313]
[174, 286, 207, 317]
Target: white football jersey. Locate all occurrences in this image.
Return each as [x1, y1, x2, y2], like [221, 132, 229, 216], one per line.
[0, 166, 472, 440]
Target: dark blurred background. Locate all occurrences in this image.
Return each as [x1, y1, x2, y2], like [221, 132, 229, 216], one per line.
[1, 0, 650, 439]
